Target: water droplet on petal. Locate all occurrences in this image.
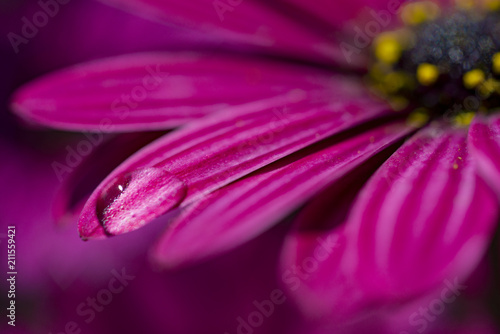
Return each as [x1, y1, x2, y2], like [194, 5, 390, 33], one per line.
[96, 167, 187, 235]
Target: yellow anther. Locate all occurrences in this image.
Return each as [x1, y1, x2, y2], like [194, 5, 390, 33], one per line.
[388, 97, 409, 111]
[453, 163, 459, 170]
[478, 78, 500, 98]
[374, 34, 403, 64]
[483, 0, 500, 11]
[454, 111, 475, 126]
[463, 69, 485, 89]
[407, 108, 430, 127]
[401, 1, 441, 25]
[369, 62, 390, 81]
[493, 53, 500, 74]
[417, 63, 440, 86]
[383, 72, 409, 93]
[455, 0, 475, 10]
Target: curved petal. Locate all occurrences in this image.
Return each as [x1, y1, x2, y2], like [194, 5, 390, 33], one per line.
[468, 112, 500, 198]
[11, 52, 345, 132]
[98, 0, 350, 66]
[345, 123, 498, 304]
[153, 121, 412, 268]
[284, 123, 499, 319]
[78, 85, 394, 239]
[279, 162, 384, 321]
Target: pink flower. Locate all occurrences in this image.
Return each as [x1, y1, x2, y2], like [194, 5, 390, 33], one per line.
[10, 0, 500, 331]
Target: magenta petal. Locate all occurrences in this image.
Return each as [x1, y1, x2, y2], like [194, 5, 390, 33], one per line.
[282, 124, 499, 320]
[99, 0, 347, 65]
[468, 113, 500, 197]
[153, 121, 412, 268]
[344, 124, 498, 303]
[11, 53, 345, 131]
[285, 0, 404, 29]
[97, 167, 187, 234]
[78, 86, 393, 239]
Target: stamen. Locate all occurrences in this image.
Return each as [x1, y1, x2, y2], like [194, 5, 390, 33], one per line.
[483, 0, 500, 11]
[407, 108, 430, 127]
[454, 111, 476, 126]
[416, 63, 439, 86]
[401, 1, 440, 25]
[367, 1, 500, 125]
[374, 33, 403, 64]
[463, 69, 486, 89]
[493, 53, 500, 74]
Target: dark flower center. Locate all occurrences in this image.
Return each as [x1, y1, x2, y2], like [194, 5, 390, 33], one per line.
[367, 1, 500, 126]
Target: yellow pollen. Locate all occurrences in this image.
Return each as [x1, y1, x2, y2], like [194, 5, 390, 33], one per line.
[401, 1, 441, 25]
[463, 69, 486, 89]
[453, 163, 459, 170]
[417, 63, 440, 86]
[383, 71, 409, 93]
[388, 96, 409, 111]
[478, 78, 500, 98]
[407, 108, 430, 127]
[455, 0, 475, 10]
[374, 34, 403, 64]
[483, 0, 500, 11]
[493, 53, 500, 74]
[454, 111, 475, 126]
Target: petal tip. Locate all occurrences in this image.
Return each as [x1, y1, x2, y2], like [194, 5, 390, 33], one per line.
[96, 167, 187, 236]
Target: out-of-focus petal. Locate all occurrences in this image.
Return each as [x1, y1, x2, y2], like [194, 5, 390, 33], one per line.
[98, 0, 350, 65]
[11, 53, 346, 132]
[468, 112, 500, 197]
[283, 124, 498, 320]
[153, 121, 412, 268]
[78, 85, 393, 239]
[345, 124, 498, 304]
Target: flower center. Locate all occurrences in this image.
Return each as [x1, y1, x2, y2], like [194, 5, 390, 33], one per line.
[367, 0, 500, 126]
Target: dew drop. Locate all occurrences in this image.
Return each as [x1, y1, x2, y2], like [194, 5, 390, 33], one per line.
[95, 167, 187, 235]
[96, 174, 131, 226]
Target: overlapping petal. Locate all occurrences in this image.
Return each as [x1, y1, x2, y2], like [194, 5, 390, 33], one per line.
[77, 84, 393, 239]
[153, 120, 412, 268]
[283, 123, 498, 319]
[468, 112, 500, 197]
[11, 52, 346, 131]
[98, 0, 349, 65]
[345, 124, 498, 302]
